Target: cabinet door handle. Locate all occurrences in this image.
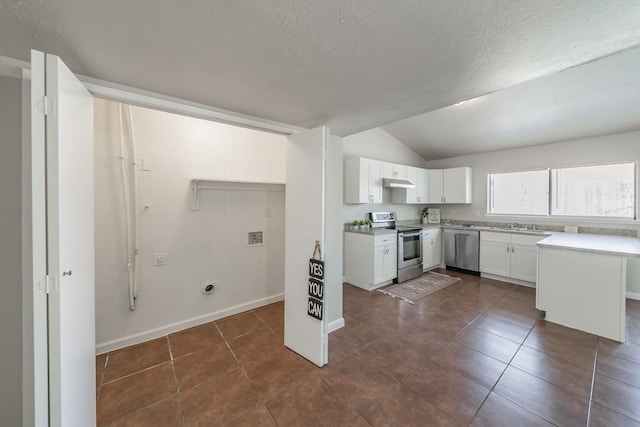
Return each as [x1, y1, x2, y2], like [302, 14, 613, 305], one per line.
[512, 246, 515, 253]
[506, 245, 510, 252]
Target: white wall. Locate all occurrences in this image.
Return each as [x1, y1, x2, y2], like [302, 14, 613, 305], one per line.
[425, 131, 640, 293]
[424, 131, 640, 227]
[94, 99, 288, 352]
[342, 128, 428, 223]
[0, 74, 23, 426]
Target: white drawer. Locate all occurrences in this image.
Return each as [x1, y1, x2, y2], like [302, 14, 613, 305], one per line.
[374, 234, 397, 246]
[480, 231, 510, 243]
[511, 234, 544, 246]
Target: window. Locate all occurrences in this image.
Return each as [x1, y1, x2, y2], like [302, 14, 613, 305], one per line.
[489, 169, 549, 216]
[552, 163, 636, 218]
[488, 162, 637, 219]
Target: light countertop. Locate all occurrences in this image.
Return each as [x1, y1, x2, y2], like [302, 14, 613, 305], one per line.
[441, 223, 552, 237]
[344, 228, 396, 236]
[537, 233, 640, 257]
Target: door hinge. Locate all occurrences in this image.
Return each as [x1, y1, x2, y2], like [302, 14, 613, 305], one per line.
[42, 275, 58, 294]
[37, 96, 51, 116]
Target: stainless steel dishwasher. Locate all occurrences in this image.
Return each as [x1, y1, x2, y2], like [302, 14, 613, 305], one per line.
[444, 229, 480, 273]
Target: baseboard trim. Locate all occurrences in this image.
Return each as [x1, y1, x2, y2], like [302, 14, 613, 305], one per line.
[480, 272, 536, 288]
[328, 317, 345, 333]
[96, 293, 284, 354]
[627, 291, 640, 301]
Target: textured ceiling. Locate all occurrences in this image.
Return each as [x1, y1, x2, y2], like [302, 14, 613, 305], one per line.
[383, 46, 640, 160]
[1, 1, 640, 152]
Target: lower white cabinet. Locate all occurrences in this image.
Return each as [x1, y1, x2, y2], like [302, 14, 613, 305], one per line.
[344, 232, 397, 290]
[479, 232, 542, 285]
[422, 228, 442, 271]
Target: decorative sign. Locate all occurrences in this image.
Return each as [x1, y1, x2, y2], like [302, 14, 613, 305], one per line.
[307, 297, 323, 320]
[309, 258, 324, 279]
[308, 278, 324, 300]
[428, 208, 441, 224]
[308, 255, 324, 320]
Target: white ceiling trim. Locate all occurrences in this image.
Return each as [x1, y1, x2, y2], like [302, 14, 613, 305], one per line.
[79, 75, 305, 135]
[0, 55, 29, 78]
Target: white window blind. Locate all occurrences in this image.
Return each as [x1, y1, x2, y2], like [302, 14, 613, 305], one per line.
[489, 169, 549, 216]
[551, 162, 636, 218]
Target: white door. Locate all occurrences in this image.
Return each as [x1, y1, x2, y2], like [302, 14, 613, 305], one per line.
[479, 238, 511, 276]
[415, 168, 429, 204]
[284, 127, 329, 367]
[429, 169, 444, 203]
[368, 158, 383, 203]
[31, 50, 95, 426]
[511, 243, 539, 282]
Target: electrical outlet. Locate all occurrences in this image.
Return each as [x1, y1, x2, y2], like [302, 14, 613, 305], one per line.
[153, 253, 168, 266]
[450, 209, 455, 216]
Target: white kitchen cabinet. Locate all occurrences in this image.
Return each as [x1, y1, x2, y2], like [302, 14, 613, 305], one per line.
[428, 167, 472, 204]
[344, 157, 383, 203]
[510, 235, 539, 282]
[428, 169, 444, 204]
[391, 166, 429, 204]
[374, 237, 398, 285]
[422, 228, 442, 271]
[344, 232, 397, 290]
[479, 232, 511, 277]
[536, 234, 640, 342]
[381, 162, 407, 180]
[480, 231, 542, 285]
[444, 167, 472, 204]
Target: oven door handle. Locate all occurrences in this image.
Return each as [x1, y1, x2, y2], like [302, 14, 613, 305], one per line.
[399, 231, 422, 238]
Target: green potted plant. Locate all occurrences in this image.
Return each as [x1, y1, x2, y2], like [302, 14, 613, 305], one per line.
[421, 207, 429, 224]
[351, 220, 359, 230]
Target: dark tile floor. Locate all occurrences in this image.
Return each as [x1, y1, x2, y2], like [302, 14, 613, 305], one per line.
[96, 269, 640, 426]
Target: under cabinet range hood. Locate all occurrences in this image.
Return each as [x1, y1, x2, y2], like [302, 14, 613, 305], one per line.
[382, 178, 415, 189]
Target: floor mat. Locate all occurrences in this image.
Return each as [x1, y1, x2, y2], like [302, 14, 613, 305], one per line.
[377, 271, 460, 304]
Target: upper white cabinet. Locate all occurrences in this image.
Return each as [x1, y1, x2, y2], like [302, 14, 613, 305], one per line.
[345, 157, 383, 203]
[345, 157, 471, 205]
[381, 162, 407, 180]
[429, 167, 472, 204]
[391, 166, 429, 204]
[428, 169, 444, 204]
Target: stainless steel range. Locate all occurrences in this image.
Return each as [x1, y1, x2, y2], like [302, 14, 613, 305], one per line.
[369, 212, 423, 283]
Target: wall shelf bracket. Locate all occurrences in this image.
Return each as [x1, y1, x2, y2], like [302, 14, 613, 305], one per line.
[190, 179, 285, 211]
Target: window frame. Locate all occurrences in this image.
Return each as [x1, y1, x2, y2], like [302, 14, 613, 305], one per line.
[486, 161, 638, 222]
[486, 168, 550, 217]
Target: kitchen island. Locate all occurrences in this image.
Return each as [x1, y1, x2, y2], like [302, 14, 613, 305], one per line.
[536, 233, 640, 342]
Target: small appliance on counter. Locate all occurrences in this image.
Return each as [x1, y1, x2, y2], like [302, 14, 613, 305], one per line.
[369, 212, 423, 283]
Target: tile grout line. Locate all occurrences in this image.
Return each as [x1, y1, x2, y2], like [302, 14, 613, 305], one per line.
[165, 335, 187, 427]
[467, 298, 544, 425]
[586, 337, 600, 427]
[96, 353, 108, 404]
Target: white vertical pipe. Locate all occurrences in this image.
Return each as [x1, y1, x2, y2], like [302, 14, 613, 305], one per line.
[118, 103, 135, 310]
[125, 104, 140, 304]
